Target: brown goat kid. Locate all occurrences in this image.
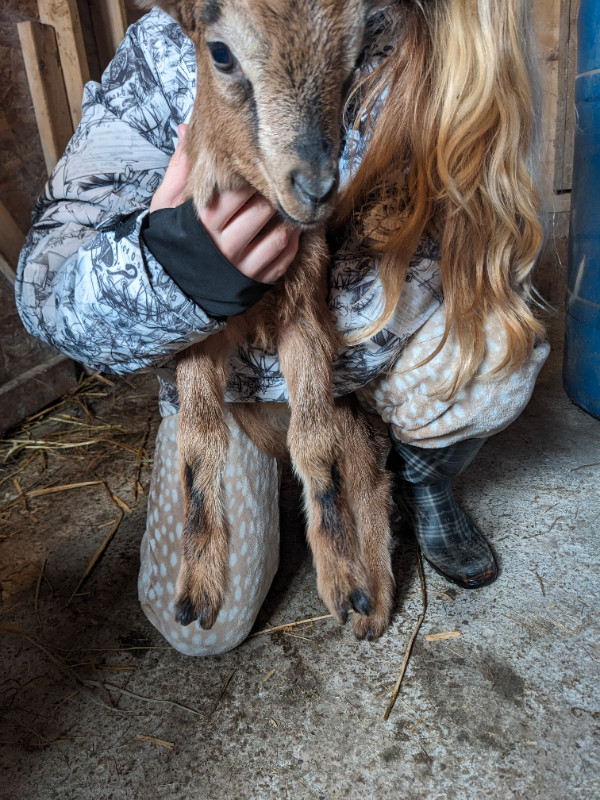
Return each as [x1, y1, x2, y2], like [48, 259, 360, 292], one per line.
[140, 0, 394, 640]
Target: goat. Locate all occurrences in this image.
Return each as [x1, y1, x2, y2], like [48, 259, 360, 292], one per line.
[141, 0, 394, 640]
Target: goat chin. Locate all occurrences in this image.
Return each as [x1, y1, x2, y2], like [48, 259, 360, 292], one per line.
[144, 0, 395, 642]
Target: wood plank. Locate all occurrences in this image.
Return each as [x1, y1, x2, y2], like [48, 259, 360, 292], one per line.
[16, 20, 73, 176]
[0, 354, 79, 435]
[104, 0, 128, 52]
[38, 0, 90, 129]
[565, 0, 580, 184]
[88, 0, 128, 68]
[0, 251, 17, 287]
[532, 0, 571, 214]
[554, 0, 569, 193]
[554, 0, 580, 193]
[0, 202, 25, 271]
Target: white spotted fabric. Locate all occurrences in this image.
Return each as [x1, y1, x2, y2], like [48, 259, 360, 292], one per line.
[138, 411, 280, 655]
[358, 304, 550, 448]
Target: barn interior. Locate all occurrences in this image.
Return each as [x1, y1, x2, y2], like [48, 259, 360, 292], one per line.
[0, 2, 598, 799]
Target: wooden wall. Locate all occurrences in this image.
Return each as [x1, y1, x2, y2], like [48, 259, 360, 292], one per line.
[0, 0, 143, 234]
[533, 0, 577, 228]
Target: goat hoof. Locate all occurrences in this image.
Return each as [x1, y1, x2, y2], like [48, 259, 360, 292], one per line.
[349, 589, 372, 617]
[175, 594, 219, 629]
[197, 606, 219, 630]
[175, 596, 197, 626]
[352, 613, 387, 642]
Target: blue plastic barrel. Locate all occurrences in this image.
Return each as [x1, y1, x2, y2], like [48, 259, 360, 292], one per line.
[563, 0, 600, 419]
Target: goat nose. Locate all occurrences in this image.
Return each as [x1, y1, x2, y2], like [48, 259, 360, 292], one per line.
[290, 169, 336, 206]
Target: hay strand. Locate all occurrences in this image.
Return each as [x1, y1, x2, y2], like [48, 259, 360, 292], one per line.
[207, 669, 236, 716]
[34, 557, 46, 626]
[0, 625, 202, 715]
[100, 481, 132, 514]
[249, 614, 334, 637]
[66, 511, 124, 606]
[132, 416, 151, 498]
[27, 480, 103, 498]
[424, 631, 461, 642]
[383, 551, 428, 721]
[136, 734, 174, 750]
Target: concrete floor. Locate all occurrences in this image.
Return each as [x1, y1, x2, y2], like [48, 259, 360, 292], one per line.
[0, 239, 598, 800]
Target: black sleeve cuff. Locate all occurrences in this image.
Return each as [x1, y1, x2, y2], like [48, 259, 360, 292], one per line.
[141, 199, 272, 319]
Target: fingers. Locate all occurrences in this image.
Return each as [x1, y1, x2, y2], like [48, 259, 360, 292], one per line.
[200, 191, 300, 283]
[240, 223, 301, 284]
[151, 126, 300, 284]
[150, 123, 190, 212]
[198, 187, 266, 261]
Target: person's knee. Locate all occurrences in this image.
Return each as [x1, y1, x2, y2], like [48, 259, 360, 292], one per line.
[140, 586, 259, 657]
[171, 616, 256, 657]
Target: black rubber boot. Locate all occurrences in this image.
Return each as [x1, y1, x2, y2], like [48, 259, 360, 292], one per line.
[388, 432, 498, 589]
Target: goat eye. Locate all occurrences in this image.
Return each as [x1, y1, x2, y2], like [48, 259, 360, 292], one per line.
[207, 41, 236, 73]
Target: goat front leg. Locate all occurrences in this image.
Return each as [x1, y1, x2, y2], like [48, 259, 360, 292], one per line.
[278, 319, 372, 625]
[337, 397, 395, 641]
[175, 336, 230, 629]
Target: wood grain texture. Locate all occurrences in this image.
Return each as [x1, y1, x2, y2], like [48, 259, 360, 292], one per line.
[38, 0, 90, 128]
[16, 19, 73, 175]
[88, 0, 127, 68]
[0, 201, 25, 270]
[532, 0, 572, 214]
[554, 0, 579, 194]
[0, 354, 79, 435]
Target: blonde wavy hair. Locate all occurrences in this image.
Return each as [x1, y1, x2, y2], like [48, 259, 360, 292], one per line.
[337, 0, 545, 397]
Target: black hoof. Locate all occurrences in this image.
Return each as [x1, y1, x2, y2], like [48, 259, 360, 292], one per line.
[175, 596, 197, 626]
[339, 607, 349, 625]
[349, 589, 372, 617]
[354, 624, 377, 642]
[197, 609, 217, 630]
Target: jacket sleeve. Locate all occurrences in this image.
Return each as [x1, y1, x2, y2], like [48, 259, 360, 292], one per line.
[15, 12, 222, 375]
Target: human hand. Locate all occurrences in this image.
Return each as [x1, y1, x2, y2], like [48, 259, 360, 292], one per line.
[150, 123, 191, 212]
[151, 124, 300, 284]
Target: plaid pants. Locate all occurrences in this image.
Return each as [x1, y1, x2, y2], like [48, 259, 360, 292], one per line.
[387, 433, 494, 574]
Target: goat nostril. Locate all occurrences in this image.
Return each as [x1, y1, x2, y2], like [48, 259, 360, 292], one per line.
[291, 170, 336, 205]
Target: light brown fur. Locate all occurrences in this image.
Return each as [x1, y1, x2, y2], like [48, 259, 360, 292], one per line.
[140, 0, 394, 640]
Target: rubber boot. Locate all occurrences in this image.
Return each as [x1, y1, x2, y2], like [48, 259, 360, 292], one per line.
[388, 432, 498, 589]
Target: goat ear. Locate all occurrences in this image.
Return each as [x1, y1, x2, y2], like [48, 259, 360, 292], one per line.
[136, 0, 197, 33]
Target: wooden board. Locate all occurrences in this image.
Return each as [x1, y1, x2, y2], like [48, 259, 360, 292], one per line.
[554, 0, 580, 194]
[0, 2, 48, 232]
[104, 0, 128, 52]
[38, 0, 90, 129]
[532, 0, 571, 216]
[0, 268, 79, 434]
[16, 19, 73, 175]
[0, 353, 79, 435]
[0, 201, 25, 271]
[87, 0, 127, 69]
[0, 251, 17, 287]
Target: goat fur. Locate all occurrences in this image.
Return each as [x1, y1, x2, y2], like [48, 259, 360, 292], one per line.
[139, 0, 394, 640]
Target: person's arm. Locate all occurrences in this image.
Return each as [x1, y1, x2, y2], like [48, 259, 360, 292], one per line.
[15, 10, 298, 375]
[15, 15, 215, 374]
